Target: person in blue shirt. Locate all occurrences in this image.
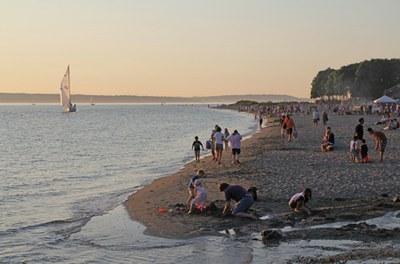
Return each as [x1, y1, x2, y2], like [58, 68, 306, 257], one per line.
[219, 182, 257, 219]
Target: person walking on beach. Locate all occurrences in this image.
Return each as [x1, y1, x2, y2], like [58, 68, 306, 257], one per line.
[367, 128, 387, 162]
[218, 182, 257, 219]
[355, 118, 364, 140]
[312, 109, 319, 126]
[282, 114, 296, 142]
[322, 111, 329, 126]
[223, 128, 230, 151]
[226, 129, 242, 164]
[259, 113, 263, 127]
[210, 125, 219, 161]
[188, 180, 207, 214]
[187, 169, 205, 204]
[192, 136, 204, 163]
[213, 126, 224, 164]
[280, 114, 286, 140]
[289, 188, 312, 215]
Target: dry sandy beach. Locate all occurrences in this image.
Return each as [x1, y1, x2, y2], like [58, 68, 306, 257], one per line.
[125, 110, 400, 263]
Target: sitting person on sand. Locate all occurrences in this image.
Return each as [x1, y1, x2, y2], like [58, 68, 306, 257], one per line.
[384, 119, 398, 130]
[187, 169, 205, 204]
[218, 182, 257, 219]
[288, 188, 312, 215]
[375, 115, 389, 125]
[188, 180, 207, 214]
[394, 119, 400, 129]
[321, 126, 335, 151]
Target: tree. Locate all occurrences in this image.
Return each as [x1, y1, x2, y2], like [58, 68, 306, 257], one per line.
[310, 68, 334, 99]
[311, 59, 400, 99]
[334, 63, 358, 97]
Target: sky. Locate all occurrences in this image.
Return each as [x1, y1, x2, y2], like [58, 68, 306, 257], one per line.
[0, 0, 399, 98]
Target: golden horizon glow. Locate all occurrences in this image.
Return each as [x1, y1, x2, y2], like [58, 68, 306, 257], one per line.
[1, 0, 399, 98]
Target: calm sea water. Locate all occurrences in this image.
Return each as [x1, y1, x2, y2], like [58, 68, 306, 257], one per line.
[0, 104, 259, 263]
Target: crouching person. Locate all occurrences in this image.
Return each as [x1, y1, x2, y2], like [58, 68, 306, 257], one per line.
[289, 188, 312, 215]
[218, 182, 257, 220]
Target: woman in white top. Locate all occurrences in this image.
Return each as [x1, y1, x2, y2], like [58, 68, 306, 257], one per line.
[213, 126, 225, 164]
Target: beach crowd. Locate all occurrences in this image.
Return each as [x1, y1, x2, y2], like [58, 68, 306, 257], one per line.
[187, 100, 398, 220]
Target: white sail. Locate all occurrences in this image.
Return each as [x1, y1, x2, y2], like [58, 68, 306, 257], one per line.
[60, 66, 71, 109]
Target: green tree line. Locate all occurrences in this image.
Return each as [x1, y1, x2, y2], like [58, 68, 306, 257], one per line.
[310, 59, 400, 100]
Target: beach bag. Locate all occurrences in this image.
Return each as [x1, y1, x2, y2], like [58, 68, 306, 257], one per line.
[206, 140, 212, 150]
[292, 130, 298, 139]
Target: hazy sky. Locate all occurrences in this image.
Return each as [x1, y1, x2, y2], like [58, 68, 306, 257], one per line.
[1, 0, 399, 98]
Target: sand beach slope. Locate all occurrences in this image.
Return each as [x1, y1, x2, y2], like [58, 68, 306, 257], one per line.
[125, 112, 400, 262]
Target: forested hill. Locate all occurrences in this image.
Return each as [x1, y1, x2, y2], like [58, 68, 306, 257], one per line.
[311, 58, 400, 100]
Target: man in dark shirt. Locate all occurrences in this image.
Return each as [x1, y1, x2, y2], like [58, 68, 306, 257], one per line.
[355, 118, 364, 140]
[219, 182, 257, 219]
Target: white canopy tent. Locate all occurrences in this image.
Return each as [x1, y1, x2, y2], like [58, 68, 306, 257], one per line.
[373, 95, 398, 104]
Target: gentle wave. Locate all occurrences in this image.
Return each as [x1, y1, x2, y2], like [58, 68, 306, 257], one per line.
[0, 104, 257, 262]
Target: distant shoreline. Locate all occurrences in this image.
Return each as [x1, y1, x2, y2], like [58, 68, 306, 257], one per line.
[0, 93, 307, 104]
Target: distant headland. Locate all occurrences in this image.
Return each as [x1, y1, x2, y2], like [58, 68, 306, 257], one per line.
[0, 93, 308, 104]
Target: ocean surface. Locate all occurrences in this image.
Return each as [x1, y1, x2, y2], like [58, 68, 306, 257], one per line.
[0, 104, 262, 263]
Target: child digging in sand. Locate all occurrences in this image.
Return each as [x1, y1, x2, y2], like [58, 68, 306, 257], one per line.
[289, 188, 312, 215]
[187, 169, 205, 204]
[188, 180, 207, 214]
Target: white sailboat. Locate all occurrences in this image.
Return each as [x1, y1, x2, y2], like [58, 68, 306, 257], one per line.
[60, 65, 77, 112]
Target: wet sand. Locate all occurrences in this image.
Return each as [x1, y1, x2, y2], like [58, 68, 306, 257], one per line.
[125, 111, 400, 262]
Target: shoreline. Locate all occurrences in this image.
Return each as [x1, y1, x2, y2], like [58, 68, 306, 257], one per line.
[124, 111, 400, 260]
[124, 118, 269, 238]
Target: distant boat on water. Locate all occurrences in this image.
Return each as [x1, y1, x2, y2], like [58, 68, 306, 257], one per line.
[90, 96, 95, 106]
[60, 65, 77, 112]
